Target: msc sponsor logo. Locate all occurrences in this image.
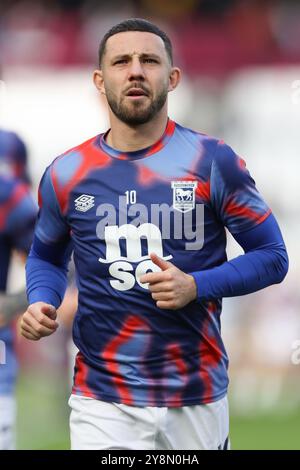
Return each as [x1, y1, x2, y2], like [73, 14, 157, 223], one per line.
[99, 223, 173, 291]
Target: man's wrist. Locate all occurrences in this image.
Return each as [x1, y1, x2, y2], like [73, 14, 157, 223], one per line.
[188, 271, 209, 301]
[186, 273, 198, 301]
[27, 288, 61, 309]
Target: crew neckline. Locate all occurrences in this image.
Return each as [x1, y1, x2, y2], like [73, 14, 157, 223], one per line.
[98, 117, 176, 160]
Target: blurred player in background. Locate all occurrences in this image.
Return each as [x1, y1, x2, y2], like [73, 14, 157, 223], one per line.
[0, 129, 37, 449]
[21, 18, 288, 450]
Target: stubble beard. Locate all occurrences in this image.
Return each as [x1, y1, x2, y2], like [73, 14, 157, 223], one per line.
[106, 85, 168, 126]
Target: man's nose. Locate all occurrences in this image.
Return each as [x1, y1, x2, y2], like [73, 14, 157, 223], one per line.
[128, 57, 145, 79]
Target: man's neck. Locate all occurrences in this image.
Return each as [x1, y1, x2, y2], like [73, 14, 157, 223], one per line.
[105, 112, 168, 152]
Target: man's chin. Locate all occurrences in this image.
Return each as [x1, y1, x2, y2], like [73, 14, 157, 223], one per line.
[123, 116, 152, 126]
[118, 109, 154, 125]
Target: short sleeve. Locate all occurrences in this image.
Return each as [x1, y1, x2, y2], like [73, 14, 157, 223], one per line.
[210, 140, 271, 234]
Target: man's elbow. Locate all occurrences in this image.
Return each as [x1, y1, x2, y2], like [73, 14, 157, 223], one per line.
[273, 248, 289, 284]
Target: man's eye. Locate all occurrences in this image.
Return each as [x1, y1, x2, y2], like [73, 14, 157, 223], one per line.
[114, 58, 157, 65]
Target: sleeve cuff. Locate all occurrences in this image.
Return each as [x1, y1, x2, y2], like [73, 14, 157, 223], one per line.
[27, 288, 61, 309]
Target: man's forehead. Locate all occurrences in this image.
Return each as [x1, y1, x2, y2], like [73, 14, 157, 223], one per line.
[106, 31, 166, 58]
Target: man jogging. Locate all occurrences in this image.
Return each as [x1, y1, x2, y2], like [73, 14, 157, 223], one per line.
[21, 18, 288, 450]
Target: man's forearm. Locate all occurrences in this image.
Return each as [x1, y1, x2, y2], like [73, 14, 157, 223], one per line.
[26, 236, 72, 308]
[190, 213, 288, 301]
[190, 245, 288, 300]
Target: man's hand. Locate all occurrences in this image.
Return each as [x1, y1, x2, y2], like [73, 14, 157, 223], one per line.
[20, 302, 59, 341]
[139, 253, 197, 310]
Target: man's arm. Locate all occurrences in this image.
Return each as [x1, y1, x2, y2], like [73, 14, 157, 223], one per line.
[26, 236, 73, 308]
[21, 237, 73, 341]
[140, 213, 288, 309]
[190, 140, 288, 300]
[21, 164, 73, 340]
[140, 141, 288, 309]
[189, 212, 288, 300]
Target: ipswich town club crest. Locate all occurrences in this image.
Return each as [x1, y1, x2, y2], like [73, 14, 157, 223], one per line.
[171, 181, 198, 213]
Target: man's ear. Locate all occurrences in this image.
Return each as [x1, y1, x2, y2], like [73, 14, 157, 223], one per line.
[168, 67, 181, 93]
[93, 69, 106, 95]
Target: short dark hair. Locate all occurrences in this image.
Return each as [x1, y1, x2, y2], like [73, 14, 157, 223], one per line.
[98, 18, 173, 68]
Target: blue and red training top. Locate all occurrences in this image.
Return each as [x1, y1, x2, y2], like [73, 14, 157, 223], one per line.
[0, 175, 37, 394]
[26, 117, 288, 407]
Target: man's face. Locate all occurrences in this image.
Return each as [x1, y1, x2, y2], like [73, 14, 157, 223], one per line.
[96, 31, 179, 125]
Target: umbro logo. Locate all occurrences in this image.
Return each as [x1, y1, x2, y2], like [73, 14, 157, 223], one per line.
[74, 194, 95, 212]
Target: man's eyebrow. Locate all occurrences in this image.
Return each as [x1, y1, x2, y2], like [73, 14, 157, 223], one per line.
[111, 53, 162, 62]
[140, 53, 161, 60]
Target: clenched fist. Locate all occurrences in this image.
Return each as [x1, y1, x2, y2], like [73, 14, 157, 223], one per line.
[20, 302, 59, 341]
[140, 252, 197, 310]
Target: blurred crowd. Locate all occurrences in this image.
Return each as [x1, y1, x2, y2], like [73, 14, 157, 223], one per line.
[1, 0, 300, 75]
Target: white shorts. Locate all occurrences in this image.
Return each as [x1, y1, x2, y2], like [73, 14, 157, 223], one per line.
[0, 395, 16, 450]
[68, 394, 230, 450]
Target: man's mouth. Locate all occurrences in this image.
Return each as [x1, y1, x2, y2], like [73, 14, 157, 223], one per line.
[126, 88, 148, 99]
